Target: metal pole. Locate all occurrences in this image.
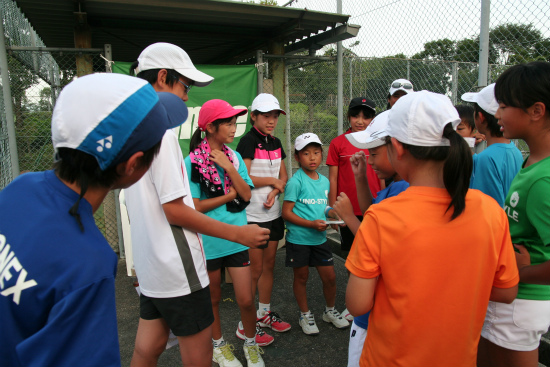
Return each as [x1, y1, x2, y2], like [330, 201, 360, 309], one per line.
[452, 62, 458, 105]
[284, 64, 292, 178]
[407, 59, 410, 81]
[337, 0, 343, 135]
[256, 50, 263, 95]
[104, 44, 112, 72]
[349, 57, 353, 101]
[0, 19, 20, 179]
[478, 0, 490, 87]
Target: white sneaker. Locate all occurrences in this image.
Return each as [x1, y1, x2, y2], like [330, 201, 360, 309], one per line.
[213, 343, 243, 367]
[243, 344, 265, 367]
[299, 313, 320, 335]
[323, 309, 350, 329]
[342, 308, 354, 322]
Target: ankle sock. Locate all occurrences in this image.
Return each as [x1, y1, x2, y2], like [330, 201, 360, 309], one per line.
[301, 310, 311, 317]
[213, 337, 225, 348]
[325, 306, 335, 313]
[244, 336, 256, 347]
[258, 302, 270, 317]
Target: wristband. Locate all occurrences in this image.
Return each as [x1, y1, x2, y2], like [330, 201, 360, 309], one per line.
[324, 206, 333, 218]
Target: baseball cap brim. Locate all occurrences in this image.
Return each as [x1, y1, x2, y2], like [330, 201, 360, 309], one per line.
[346, 129, 388, 149]
[460, 92, 477, 103]
[176, 67, 214, 87]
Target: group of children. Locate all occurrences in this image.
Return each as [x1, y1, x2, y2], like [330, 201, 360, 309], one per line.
[1, 38, 549, 367]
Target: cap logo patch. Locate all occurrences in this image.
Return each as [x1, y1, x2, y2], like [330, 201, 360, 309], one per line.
[96, 136, 113, 152]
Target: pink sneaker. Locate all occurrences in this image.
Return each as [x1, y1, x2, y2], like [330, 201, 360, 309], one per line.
[236, 322, 274, 347]
[257, 311, 291, 332]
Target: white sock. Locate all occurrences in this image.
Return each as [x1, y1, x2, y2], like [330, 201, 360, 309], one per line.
[258, 302, 270, 317]
[238, 321, 243, 329]
[244, 336, 256, 347]
[213, 337, 225, 348]
[325, 306, 335, 313]
[301, 310, 311, 317]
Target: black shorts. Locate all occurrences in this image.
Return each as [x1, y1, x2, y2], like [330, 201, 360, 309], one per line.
[249, 216, 285, 248]
[206, 250, 250, 271]
[339, 215, 363, 252]
[285, 240, 334, 267]
[139, 286, 214, 337]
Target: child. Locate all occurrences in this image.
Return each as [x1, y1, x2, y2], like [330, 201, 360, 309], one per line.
[185, 99, 267, 367]
[333, 111, 409, 367]
[126, 43, 269, 367]
[454, 104, 476, 138]
[236, 93, 291, 333]
[327, 97, 380, 265]
[461, 83, 523, 207]
[0, 73, 189, 366]
[346, 91, 519, 367]
[282, 133, 349, 336]
[477, 62, 550, 367]
[386, 78, 414, 109]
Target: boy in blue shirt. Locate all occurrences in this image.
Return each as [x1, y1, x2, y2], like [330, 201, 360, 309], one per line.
[282, 133, 349, 335]
[461, 84, 523, 207]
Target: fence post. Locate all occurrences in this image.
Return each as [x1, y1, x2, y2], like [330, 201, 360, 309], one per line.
[256, 50, 263, 95]
[284, 64, 292, 178]
[478, 0, 491, 87]
[0, 18, 20, 180]
[451, 62, 458, 105]
[336, 0, 343, 135]
[104, 44, 112, 72]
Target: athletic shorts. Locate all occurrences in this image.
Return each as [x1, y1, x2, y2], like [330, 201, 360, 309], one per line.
[139, 286, 214, 337]
[481, 298, 550, 351]
[206, 250, 250, 271]
[348, 320, 368, 367]
[249, 216, 285, 248]
[285, 240, 334, 267]
[339, 215, 362, 252]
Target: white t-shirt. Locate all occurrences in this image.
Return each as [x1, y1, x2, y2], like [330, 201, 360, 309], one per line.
[125, 130, 209, 298]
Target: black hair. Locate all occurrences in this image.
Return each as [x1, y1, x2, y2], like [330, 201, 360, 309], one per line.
[454, 105, 475, 131]
[250, 109, 281, 126]
[53, 142, 161, 231]
[473, 103, 502, 137]
[189, 117, 234, 152]
[347, 106, 376, 121]
[494, 61, 550, 117]
[130, 61, 181, 87]
[387, 123, 472, 220]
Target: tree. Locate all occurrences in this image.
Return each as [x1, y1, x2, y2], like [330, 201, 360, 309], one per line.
[490, 23, 550, 64]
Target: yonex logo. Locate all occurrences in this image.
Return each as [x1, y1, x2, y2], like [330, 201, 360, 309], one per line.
[97, 136, 113, 152]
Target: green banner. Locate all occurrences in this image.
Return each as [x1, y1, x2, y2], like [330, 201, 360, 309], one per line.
[113, 62, 258, 156]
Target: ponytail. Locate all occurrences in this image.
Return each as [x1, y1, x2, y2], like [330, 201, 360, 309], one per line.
[189, 128, 203, 152]
[441, 123, 472, 220]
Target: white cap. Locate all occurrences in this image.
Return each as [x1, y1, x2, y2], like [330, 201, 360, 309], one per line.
[461, 83, 499, 115]
[295, 133, 323, 151]
[346, 111, 391, 149]
[386, 90, 461, 147]
[251, 93, 286, 115]
[135, 42, 214, 87]
[389, 78, 414, 96]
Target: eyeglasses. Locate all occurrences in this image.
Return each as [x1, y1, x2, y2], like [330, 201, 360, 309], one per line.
[178, 79, 193, 94]
[391, 81, 413, 90]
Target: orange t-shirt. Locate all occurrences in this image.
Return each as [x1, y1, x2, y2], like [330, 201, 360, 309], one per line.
[346, 187, 519, 367]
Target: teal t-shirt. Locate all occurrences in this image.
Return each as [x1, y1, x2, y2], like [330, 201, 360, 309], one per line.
[505, 155, 550, 300]
[185, 149, 253, 260]
[284, 168, 330, 246]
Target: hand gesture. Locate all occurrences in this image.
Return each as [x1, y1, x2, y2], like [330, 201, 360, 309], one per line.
[311, 219, 329, 232]
[474, 133, 486, 146]
[264, 189, 278, 209]
[514, 244, 531, 270]
[333, 192, 354, 224]
[350, 151, 368, 178]
[237, 224, 271, 248]
[209, 150, 233, 171]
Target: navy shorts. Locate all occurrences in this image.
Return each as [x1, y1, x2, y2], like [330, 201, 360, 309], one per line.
[249, 216, 285, 248]
[206, 250, 250, 271]
[285, 240, 334, 267]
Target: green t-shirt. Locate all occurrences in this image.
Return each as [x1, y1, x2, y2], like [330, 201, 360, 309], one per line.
[505, 155, 550, 300]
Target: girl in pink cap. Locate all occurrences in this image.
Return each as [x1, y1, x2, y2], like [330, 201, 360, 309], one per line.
[185, 99, 268, 367]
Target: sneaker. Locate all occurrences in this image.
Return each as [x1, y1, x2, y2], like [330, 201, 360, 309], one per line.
[236, 322, 274, 346]
[322, 309, 350, 329]
[243, 344, 265, 367]
[213, 343, 243, 367]
[299, 313, 319, 335]
[342, 308, 354, 322]
[257, 311, 291, 332]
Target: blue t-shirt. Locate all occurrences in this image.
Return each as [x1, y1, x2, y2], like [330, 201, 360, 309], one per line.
[284, 168, 330, 246]
[470, 142, 523, 207]
[185, 149, 254, 260]
[0, 171, 120, 367]
[353, 179, 410, 330]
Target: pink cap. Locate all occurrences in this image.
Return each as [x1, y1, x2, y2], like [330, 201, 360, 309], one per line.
[198, 99, 248, 131]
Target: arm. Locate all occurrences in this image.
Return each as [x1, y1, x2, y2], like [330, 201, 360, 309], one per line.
[264, 162, 289, 209]
[163, 198, 269, 248]
[209, 150, 251, 201]
[333, 192, 361, 235]
[243, 158, 287, 192]
[345, 274, 377, 316]
[489, 284, 518, 304]
[351, 152, 374, 213]
[514, 244, 550, 285]
[282, 200, 328, 232]
[192, 187, 236, 213]
[328, 165, 339, 207]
